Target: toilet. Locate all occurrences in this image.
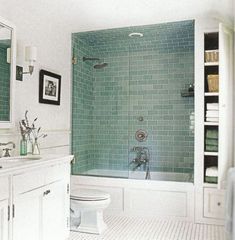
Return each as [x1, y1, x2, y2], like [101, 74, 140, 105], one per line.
[70, 188, 111, 234]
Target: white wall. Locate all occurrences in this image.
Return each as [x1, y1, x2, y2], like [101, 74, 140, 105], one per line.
[0, 4, 72, 155]
[0, 0, 233, 156]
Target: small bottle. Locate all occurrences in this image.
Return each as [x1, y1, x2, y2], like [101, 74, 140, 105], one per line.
[20, 137, 27, 156]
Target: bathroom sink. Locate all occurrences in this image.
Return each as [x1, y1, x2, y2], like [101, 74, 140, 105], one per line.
[0, 155, 41, 162]
[0, 156, 41, 169]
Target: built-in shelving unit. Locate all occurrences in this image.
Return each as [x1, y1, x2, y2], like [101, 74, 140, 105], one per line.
[203, 32, 219, 185]
[195, 22, 233, 225]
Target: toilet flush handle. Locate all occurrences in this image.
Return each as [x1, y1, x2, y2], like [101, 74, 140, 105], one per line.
[43, 190, 51, 196]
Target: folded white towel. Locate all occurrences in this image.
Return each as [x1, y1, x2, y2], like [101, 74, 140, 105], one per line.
[225, 168, 235, 240]
[206, 117, 219, 122]
[207, 103, 219, 110]
[206, 110, 219, 117]
[205, 166, 218, 177]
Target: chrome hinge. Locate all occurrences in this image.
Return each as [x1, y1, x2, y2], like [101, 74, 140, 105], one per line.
[72, 57, 77, 65]
[12, 204, 15, 218]
[67, 184, 69, 194]
[8, 206, 10, 221]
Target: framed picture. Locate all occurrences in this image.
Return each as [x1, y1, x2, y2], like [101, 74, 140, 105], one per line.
[39, 70, 61, 105]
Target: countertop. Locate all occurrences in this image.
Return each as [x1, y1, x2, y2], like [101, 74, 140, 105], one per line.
[0, 154, 74, 176]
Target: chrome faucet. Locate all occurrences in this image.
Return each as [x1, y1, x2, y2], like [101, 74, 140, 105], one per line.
[0, 142, 16, 157]
[130, 146, 151, 179]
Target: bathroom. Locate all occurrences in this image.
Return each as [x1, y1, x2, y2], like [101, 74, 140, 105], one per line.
[0, 0, 234, 240]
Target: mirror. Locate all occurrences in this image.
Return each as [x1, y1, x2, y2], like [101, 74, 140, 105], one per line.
[0, 17, 15, 128]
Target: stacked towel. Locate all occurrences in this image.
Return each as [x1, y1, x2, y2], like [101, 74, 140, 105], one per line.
[206, 103, 219, 122]
[205, 129, 218, 152]
[205, 166, 218, 183]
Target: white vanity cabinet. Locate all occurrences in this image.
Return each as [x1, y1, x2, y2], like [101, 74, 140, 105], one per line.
[0, 176, 9, 240]
[12, 186, 42, 240]
[0, 155, 72, 240]
[12, 162, 70, 240]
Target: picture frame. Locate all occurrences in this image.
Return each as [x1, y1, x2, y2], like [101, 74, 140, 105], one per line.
[39, 69, 61, 105]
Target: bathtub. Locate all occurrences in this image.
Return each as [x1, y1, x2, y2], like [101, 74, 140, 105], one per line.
[71, 170, 195, 221]
[82, 169, 193, 182]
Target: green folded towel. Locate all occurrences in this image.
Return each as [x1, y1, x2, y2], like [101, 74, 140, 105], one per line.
[205, 139, 218, 146]
[205, 145, 218, 152]
[206, 129, 218, 139]
[205, 176, 218, 184]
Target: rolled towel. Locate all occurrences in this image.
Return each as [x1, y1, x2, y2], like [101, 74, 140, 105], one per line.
[206, 129, 218, 139]
[205, 145, 218, 152]
[207, 103, 219, 110]
[205, 166, 218, 177]
[206, 117, 219, 122]
[205, 139, 218, 146]
[205, 176, 218, 183]
[206, 110, 219, 118]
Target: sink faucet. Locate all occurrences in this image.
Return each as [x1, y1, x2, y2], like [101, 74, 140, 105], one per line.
[0, 142, 16, 157]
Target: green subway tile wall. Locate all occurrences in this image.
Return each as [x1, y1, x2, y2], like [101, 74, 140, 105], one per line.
[0, 44, 10, 121]
[72, 20, 194, 178]
[72, 37, 94, 173]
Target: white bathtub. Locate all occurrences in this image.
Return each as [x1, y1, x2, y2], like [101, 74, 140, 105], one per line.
[71, 170, 195, 221]
[82, 169, 193, 182]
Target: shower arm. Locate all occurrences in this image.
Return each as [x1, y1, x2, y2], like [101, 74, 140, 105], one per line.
[83, 57, 100, 62]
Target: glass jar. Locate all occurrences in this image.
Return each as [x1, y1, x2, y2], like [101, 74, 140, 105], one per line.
[32, 139, 40, 155]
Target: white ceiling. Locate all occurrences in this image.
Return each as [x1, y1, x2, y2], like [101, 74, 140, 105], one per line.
[0, 0, 234, 33]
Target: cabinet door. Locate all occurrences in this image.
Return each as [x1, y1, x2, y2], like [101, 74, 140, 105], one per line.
[42, 181, 68, 240]
[12, 188, 43, 240]
[218, 23, 234, 189]
[0, 199, 8, 240]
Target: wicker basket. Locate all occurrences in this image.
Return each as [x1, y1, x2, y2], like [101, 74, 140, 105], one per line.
[205, 50, 219, 62]
[207, 74, 219, 92]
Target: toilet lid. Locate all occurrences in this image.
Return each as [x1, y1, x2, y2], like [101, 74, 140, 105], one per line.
[71, 188, 110, 201]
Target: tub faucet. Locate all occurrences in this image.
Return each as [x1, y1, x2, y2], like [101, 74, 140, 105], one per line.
[0, 142, 16, 157]
[130, 147, 150, 173]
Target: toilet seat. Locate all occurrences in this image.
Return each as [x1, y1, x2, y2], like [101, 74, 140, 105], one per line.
[71, 188, 110, 201]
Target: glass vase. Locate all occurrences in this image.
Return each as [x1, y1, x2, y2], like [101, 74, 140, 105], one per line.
[20, 138, 27, 156]
[27, 137, 33, 155]
[32, 139, 40, 155]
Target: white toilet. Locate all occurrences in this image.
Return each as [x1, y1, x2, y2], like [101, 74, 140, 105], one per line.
[70, 188, 111, 234]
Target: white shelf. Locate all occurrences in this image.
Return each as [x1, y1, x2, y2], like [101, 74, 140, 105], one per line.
[203, 183, 218, 188]
[204, 152, 218, 156]
[204, 92, 219, 96]
[204, 62, 219, 66]
[204, 122, 219, 126]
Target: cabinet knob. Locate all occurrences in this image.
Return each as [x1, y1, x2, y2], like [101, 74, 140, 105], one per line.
[43, 190, 51, 196]
[217, 202, 221, 206]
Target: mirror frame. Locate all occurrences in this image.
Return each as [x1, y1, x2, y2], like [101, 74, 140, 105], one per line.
[0, 16, 16, 128]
